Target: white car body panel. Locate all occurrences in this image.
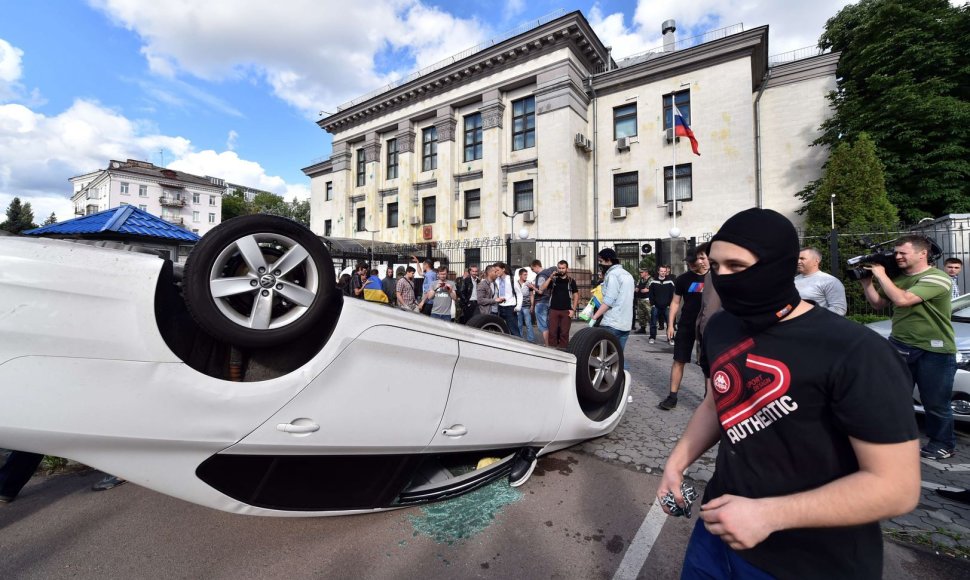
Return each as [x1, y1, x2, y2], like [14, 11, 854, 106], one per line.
[0, 236, 630, 516]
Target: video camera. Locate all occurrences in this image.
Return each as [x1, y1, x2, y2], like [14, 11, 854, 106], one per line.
[845, 235, 943, 281]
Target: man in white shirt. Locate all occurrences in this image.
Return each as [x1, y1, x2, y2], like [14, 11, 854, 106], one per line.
[794, 247, 847, 315]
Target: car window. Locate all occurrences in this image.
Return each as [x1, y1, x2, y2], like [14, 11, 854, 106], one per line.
[953, 294, 970, 322]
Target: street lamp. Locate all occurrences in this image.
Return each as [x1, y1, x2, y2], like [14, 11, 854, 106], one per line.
[830, 194, 836, 230]
[361, 226, 378, 265]
[502, 211, 527, 240]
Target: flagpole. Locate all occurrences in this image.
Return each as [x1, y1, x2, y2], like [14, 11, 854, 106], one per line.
[670, 102, 678, 239]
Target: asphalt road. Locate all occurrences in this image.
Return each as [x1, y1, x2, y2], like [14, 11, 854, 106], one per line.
[2, 329, 969, 578]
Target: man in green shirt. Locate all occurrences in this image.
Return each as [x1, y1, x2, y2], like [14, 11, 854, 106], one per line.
[861, 234, 957, 459]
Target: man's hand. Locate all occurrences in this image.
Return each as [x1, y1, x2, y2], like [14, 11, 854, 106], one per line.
[667, 326, 675, 341]
[656, 469, 685, 515]
[699, 495, 777, 550]
[866, 263, 886, 278]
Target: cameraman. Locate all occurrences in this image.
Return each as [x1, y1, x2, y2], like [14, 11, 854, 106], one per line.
[860, 234, 957, 460]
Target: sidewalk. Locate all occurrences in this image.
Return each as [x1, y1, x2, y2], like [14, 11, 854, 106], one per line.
[573, 328, 970, 558]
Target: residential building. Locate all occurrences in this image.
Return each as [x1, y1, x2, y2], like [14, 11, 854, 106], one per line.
[303, 10, 837, 249]
[224, 182, 275, 202]
[70, 159, 225, 236]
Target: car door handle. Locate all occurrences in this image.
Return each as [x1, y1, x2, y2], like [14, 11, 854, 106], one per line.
[276, 422, 320, 434]
[442, 425, 467, 437]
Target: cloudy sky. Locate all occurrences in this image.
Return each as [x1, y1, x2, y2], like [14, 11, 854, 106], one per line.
[0, 0, 858, 222]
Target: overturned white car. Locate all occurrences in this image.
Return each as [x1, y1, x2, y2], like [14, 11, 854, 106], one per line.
[0, 215, 630, 516]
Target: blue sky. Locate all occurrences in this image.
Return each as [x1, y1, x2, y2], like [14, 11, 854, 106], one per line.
[0, 0, 854, 221]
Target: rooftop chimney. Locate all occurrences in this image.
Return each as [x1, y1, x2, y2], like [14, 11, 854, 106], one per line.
[662, 19, 676, 52]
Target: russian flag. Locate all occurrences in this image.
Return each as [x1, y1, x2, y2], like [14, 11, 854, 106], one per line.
[674, 104, 700, 156]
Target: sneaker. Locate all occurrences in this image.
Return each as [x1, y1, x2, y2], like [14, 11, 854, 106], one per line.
[658, 394, 678, 410]
[648, 338, 655, 344]
[920, 447, 955, 460]
[509, 448, 538, 488]
[92, 475, 127, 491]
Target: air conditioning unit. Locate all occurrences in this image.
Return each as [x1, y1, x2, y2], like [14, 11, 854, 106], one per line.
[409, 216, 421, 226]
[456, 218, 468, 230]
[612, 207, 628, 219]
[616, 136, 630, 151]
[576, 245, 588, 258]
[666, 201, 683, 216]
[574, 133, 586, 146]
[522, 210, 536, 223]
[584, 137, 594, 152]
[665, 128, 675, 143]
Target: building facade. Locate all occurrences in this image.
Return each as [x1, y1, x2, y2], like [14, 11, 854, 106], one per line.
[304, 11, 837, 249]
[70, 159, 225, 236]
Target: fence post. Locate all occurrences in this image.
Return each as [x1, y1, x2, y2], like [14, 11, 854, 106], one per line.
[828, 229, 840, 277]
[506, 236, 512, 266]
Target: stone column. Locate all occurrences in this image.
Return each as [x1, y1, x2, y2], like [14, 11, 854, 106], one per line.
[329, 140, 354, 237]
[479, 89, 506, 238]
[432, 107, 456, 242]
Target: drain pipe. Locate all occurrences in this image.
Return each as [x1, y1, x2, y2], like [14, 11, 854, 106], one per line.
[589, 73, 599, 257]
[753, 69, 770, 208]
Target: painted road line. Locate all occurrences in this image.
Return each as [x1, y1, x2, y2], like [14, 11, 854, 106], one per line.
[920, 459, 970, 472]
[613, 499, 669, 580]
[920, 480, 964, 492]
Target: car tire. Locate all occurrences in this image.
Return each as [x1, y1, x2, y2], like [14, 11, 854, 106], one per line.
[568, 328, 624, 404]
[183, 215, 335, 349]
[466, 314, 510, 335]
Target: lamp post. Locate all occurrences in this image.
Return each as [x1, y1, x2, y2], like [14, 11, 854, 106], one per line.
[361, 226, 377, 266]
[829, 194, 836, 230]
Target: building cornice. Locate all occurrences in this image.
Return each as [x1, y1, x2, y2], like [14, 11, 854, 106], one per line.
[765, 51, 840, 89]
[590, 26, 769, 95]
[319, 11, 610, 135]
[301, 158, 333, 178]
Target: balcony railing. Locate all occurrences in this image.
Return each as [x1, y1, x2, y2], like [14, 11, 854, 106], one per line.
[162, 216, 184, 225]
[159, 196, 187, 208]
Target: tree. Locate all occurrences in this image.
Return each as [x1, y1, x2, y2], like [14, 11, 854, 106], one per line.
[250, 191, 287, 216]
[801, 133, 898, 235]
[42, 212, 57, 226]
[280, 198, 310, 226]
[221, 189, 249, 222]
[814, 0, 970, 221]
[1, 197, 38, 234]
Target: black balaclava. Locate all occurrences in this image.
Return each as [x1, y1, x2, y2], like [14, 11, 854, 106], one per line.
[710, 208, 802, 334]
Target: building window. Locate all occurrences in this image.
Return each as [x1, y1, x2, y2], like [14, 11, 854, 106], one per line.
[464, 188, 481, 219]
[325, 181, 333, 201]
[613, 171, 639, 207]
[356, 147, 366, 187]
[324, 219, 332, 237]
[386, 138, 398, 179]
[192, 229, 199, 234]
[513, 180, 533, 213]
[664, 164, 693, 202]
[192, 193, 200, 204]
[422, 126, 437, 171]
[138, 184, 148, 197]
[422, 196, 436, 224]
[387, 202, 398, 228]
[512, 96, 536, 150]
[120, 182, 129, 194]
[663, 90, 691, 130]
[464, 248, 480, 269]
[209, 195, 216, 206]
[463, 113, 482, 161]
[615, 243, 640, 274]
[614, 103, 637, 139]
[139, 205, 147, 211]
[120, 202, 129, 206]
[193, 211, 200, 222]
[209, 213, 216, 224]
[356, 207, 366, 232]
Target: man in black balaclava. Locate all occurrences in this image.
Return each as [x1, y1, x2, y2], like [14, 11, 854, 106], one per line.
[656, 208, 920, 580]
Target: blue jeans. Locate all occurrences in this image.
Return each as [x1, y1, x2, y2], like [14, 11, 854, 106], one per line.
[682, 519, 775, 579]
[650, 305, 670, 339]
[892, 340, 957, 450]
[499, 305, 520, 337]
[517, 308, 535, 341]
[431, 313, 451, 321]
[534, 301, 550, 332]
[604, 326, 630, 350]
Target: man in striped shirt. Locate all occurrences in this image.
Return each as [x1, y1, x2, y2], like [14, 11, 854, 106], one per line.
[861, 234, 957, 460]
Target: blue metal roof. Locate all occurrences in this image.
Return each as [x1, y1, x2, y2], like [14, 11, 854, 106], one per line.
[24, 206, 201, 242]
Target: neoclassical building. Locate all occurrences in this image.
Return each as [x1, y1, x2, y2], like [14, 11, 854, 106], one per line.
[303, 11, 837, 246]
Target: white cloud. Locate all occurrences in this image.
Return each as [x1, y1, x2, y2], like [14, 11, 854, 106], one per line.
[88, 0, 490, 116]
[167, 150, 302, 199]
[0, 38, 25, 103]
[591, 0, 856, 61]
[226, 130, 238, 151]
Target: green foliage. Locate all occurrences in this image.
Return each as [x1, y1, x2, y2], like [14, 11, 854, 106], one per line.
[1, 197, 38, 233]
[42, 212, 57, 226]
[847, 313, 890, 325]
[801, 133, 898, 235]
[815, 0, 970, 222]
[220, 189, 310, 227]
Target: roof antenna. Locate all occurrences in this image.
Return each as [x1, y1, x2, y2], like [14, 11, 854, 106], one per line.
[158, 148, 164, 167]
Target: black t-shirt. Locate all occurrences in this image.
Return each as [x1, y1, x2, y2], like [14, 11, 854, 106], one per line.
[674, 271, 705, 324]
[648, 278, 675, 307]
[703, 307, 918, 580]
[549, 275, 577, 310]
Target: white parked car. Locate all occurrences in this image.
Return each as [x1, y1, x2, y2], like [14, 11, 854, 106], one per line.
[0, 216, 630, 516]
[866, 293, 970, 424]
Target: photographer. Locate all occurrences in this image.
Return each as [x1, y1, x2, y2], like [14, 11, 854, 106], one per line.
[539, 260, 578, 348]
[425, 265, 457, 321]
[860, 234, 957, 460]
